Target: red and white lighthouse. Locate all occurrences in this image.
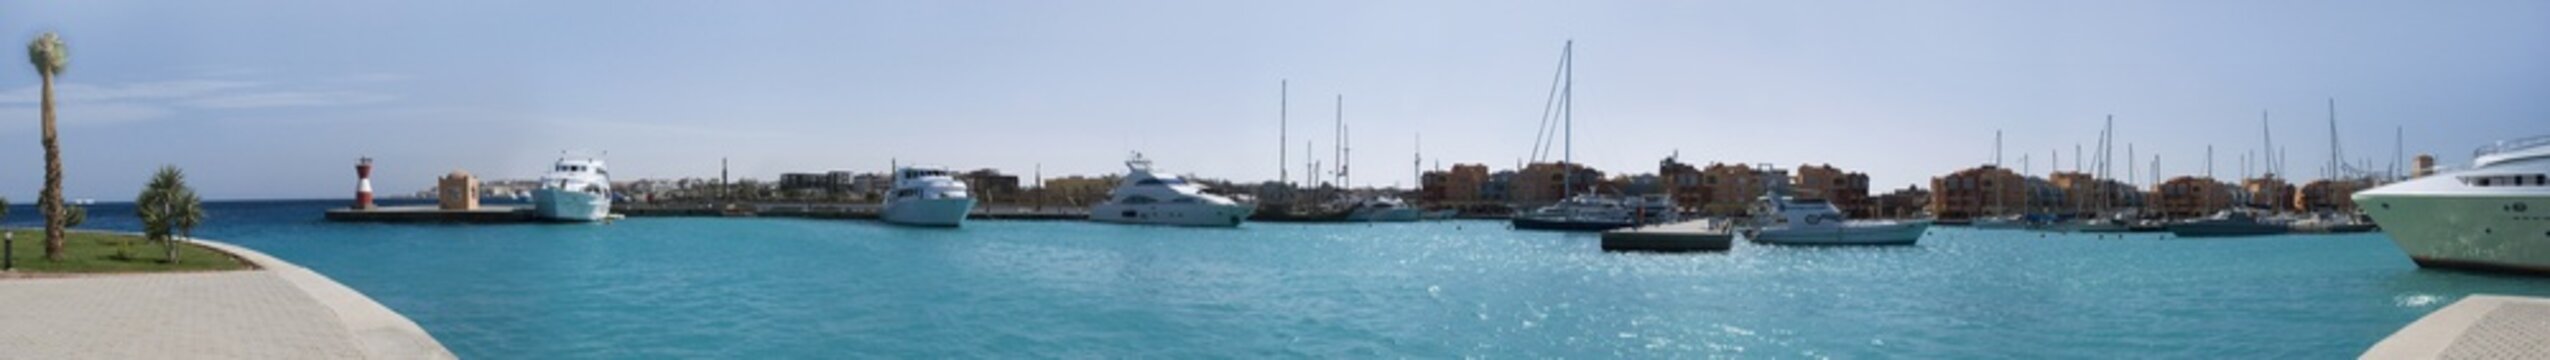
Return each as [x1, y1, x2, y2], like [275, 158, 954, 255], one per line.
[355, 157, 375, 210]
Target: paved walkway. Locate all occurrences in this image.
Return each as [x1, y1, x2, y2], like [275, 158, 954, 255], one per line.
[2364, 294, 2550, 359]
[0, 238, 452, 359]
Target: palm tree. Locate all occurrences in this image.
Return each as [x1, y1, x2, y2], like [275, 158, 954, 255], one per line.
[168, 189, 202, 263]
[27, 32, 66, 261]
[137, 166, 202, 263]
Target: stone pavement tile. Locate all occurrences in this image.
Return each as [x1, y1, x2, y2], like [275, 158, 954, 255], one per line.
[0, 271, 367, 360]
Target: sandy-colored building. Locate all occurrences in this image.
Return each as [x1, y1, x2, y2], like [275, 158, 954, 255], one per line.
[2157, 176, 2235, 218]
[437, 170, 478, 210]
[2047, 171, 2100, 215]
[1511, 162, 1603, 205]
[2414, 154, 2437, 178]
[1660, 158, 1703, 212]
[2295, 179, 2372, 213]
[1420, 163, 1491, 205]
[1872, 185, 1931, 219]
[1793, 164, 1872, 218]
[2241, 175, 2296, 212]
[1695, 163, 1784, 217]
[1927, 165, 2026, 220]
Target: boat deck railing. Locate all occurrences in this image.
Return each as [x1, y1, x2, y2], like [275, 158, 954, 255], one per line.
[2473, 134, 2550, 159]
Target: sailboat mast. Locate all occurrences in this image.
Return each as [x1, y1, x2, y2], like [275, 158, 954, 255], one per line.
[1994, 130, 2003, 166]
[1562, 40, 1575, 198]
[1280, 80, 1287, 186]
[2328, 98, 2341, 180]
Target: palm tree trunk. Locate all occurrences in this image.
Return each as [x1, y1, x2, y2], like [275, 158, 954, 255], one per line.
[39, 74, 62, 261]
[167, 229, 182, 264]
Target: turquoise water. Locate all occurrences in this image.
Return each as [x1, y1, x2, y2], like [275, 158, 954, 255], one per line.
[37, 200, 2550, 358]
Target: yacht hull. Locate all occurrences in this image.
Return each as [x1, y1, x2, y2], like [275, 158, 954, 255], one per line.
[1749, 221, 1930, 245]
[2165, 222, 2287, 238]
[531, 188, 610, 222]
[1510, 216, 1637, 232]
[883, 198, 976, 227]
[1971, 219, 2029, 230]
[1347, 208, 1423, 222]
[2054, 222, 2133, 233]
[2356, 193, 2550, 275]
[1090, 203, 1253, 227]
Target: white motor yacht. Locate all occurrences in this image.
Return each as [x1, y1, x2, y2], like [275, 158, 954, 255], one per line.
[1089, 154, 1255, 227]
[2355, 134, 2550, 274]
[1627, 194, 1682, 225]
[882, 166, 977, 227]
[1511, 195, 1641, 231]
[1970, 214, 2030, 230]
[1746, 195, 1929, 245]
[531, 156, 612, 222]
[1344, 196, 1423, 222]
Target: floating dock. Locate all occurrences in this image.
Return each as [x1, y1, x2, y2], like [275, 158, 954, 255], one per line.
[324, 205, 537, 223]
[2363, 294, 2550, 359]
[1600, 219, 1734, 252]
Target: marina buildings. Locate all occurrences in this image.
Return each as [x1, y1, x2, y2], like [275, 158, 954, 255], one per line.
[2156, 176, 2236, 218]
[1928, 165, 2027, 220]
[1793, 164, 1873, 218]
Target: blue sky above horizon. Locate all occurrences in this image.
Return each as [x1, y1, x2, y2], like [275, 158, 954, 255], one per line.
[0, 0, 2542, 200]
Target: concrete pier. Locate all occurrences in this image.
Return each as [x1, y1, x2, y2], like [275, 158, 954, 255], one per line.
[613, 203, 1087, 221]
[2363, 294, 2550, 359]
[325, 205, 536, 223]
[1601, 219, 1735, 252]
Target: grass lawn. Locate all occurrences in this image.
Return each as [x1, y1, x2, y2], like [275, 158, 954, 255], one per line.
[1, 229, 252, 273]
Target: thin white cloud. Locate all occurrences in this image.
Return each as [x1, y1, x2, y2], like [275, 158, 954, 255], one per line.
[0, 80, 263, 104]
[0, 103, 175, 126]
[184, 91, 395, 109]
[331, 72, 414, 83]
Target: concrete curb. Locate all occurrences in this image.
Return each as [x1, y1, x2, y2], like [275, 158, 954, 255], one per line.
[185, 238, 458, 360]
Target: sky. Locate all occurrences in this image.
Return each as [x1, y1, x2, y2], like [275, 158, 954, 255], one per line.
[0, 0, 2542, 200]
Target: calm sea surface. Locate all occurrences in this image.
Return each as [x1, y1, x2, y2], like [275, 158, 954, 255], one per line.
[23, 200, 2550, 358]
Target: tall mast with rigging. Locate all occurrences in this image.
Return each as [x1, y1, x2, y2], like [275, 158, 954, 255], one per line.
[1561, 40, 1575, 198]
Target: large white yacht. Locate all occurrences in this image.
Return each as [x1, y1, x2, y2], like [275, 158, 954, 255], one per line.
[1745, 195, 1930, 245]
[882, 166, 977, 227]
[1343, 196, 1422, 222]
[531, 156, 612, 222]
[1089, 154, 1255, 227]
[2355, 135, 2550, 275]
